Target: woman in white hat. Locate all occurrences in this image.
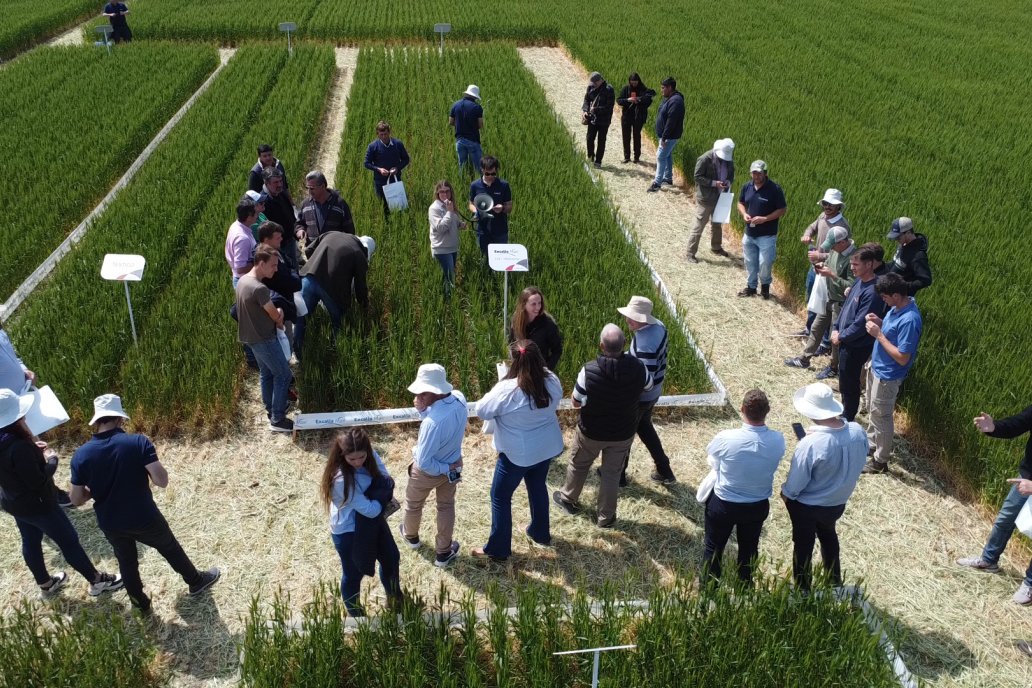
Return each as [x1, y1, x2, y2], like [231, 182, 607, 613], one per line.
[780, 383, 868, 591]
[473, 340, 564, 561]
[0, 389, 122, 599]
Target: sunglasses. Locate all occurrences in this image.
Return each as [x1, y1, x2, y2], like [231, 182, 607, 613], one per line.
[482, 171, 498, 177]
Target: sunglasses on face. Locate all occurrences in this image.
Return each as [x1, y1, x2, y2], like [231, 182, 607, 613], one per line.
[482, 171, 498, 177]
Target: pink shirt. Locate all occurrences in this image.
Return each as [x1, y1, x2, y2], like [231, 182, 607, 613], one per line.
[224, 221, 256, 275]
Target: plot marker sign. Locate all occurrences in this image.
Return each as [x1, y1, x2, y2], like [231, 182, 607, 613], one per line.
[488, 243, 529, 341]
[101, 253, 146, 345]
[434, 23, 452, 54]
[279, 22, 298, 55]
[94, 25, 114, 56]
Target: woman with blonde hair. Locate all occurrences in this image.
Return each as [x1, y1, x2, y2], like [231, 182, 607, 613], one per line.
[428, 179, 466, 297]
[509, 286, 563, 371]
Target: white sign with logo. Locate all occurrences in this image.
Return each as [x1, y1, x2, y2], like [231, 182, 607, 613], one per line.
[487, 243, 529, 272]
[101, 254, 146, 344]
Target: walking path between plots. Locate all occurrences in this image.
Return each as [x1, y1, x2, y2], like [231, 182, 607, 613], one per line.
[314, 47, 359, 185]
[518, 45, 1032, 685]
[0, 48, 237, 322]
[45, 21, 88, 47]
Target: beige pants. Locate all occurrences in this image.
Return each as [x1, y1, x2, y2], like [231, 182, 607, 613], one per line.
[865, 369, 902, 463]
[560, 427, 634, 523]
[403, 464, 457, 555]
[687, 197, 724, 256]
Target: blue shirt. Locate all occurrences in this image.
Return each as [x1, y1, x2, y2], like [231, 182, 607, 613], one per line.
[630, 321, 667, 403]
[476, 374, 564, 467]
[739, 179, 787, 237]
[835, 276, 886, 349]
[363, 137, 410, 187]
[781, 421, 867, 507]
[450, 97, 483, 142]
[872, 299, 922, 381]
[328, 451, 389, 535]
[412, 391, 467, 475]
[70, 429, 162, 531]
[0, 329, 28, 393]
[708, 424, 786, 502]
[469, 178, 511, 238]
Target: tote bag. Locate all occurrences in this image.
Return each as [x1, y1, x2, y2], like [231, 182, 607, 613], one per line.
[807, 273, 829, 314]
[712, 191, 735, 224]
[383, 174, 408, 212]
[1016, 497, 1032, 538]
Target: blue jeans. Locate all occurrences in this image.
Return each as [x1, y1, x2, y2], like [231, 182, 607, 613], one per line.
[13, 507, 98, 585]
[293, 276, 343, 357]
[653, 137, 679, 184]
[483, 453, 552, 559]
[742, 234, 777, 289]
[983, 485, 1032, 584]
[331, 529, 401, 617]
[434, 252, 457, 296]
[249, 336, 291, 422]
[456, 137, 482, 175]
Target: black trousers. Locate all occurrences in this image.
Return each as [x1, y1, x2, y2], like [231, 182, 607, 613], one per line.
[702, 495, 770, 583]
[621, 118, 644, 160]
[586, 121, 610, 163]
[623, 399, 673, 478]
[837, 345, 870, 421]
[784, 498, 847, 591]
[103, 513, 201, 609]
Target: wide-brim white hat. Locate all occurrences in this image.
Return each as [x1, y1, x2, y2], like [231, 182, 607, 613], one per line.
[792, 383, 844, 420]
[617, 295, 659, 325]
[407, 363, 453, 395]
[819, 188, 844, 206]
[714, 138, 735, 161]
[463, 84, 480, 100]
[89, 393, 131, 426]
[0, 389, 33, 428]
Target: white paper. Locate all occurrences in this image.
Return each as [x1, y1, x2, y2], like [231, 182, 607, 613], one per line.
[293, 291, 308, 317]
[1016, 498, 1032, 539]
[22, 386, 70, 436]
[712, 191, 734, 224]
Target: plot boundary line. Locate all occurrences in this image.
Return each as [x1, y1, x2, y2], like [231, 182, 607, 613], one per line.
[0, 48, 237, 323]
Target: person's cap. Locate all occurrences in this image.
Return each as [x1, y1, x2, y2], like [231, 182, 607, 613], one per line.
[616, 295, 659, 325]
[407, 363, 454, 395]
[819, 188, 844, 206]
[89, 393, 130, 426]
[792, 383, 844, 420]
[358, 235, 376, 260]
[464, 84, 480, 100]
[887, 217, 914, 240]
[750, 160, 767, 173]
[714, 138, 735, 161]
[0, 389, 33, 429]
[244, 190, 264, 204]
[589, 71, 603, 83]
[821, 226, 851, 251]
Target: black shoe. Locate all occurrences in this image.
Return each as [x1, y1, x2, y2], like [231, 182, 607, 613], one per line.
[686, 254, 699, 264]
[269, 417, 294, 433]
[711, 248, 730, 257]
[188, 567, 221, 595]
[737, 287, 757, 297]
[552, 490, 581, 515]
[760, 285, 771, 300]
[597, 515, 617, 529]
[633, 157, 640, 163]
[662, 178, 673, 185]
[434, 541, 461, 568]
[650, 471, 677, 485]
[862, 460, 889, 475]
[646, 183, 661, 193]
[593, 162, 602, 169]
[622, 158, 630, 163]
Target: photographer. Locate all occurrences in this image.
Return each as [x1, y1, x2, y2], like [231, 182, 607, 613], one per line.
[582, 72, 616, 168]
[616, 72, 655, 163]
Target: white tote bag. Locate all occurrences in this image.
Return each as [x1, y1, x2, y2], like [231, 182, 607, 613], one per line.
[383, 174, 408, 212]
[293, 291, 308, 318]
[712, 190, 734, 224]
[807, 273, 828, 313]
[1016, 497, 1032, 538]
[276, 328, 291, 361]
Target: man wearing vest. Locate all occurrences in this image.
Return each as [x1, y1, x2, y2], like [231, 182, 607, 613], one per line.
[553, 324, 652, 528]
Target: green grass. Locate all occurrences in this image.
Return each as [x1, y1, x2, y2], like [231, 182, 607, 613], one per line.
[0, 0, 96, 59]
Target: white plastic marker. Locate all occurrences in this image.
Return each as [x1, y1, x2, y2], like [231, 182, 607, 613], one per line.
[553, 644, 636, 688]
[100, 254, 145, 345]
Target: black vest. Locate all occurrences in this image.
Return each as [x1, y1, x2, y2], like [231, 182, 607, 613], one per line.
[579, 354, 648, 441]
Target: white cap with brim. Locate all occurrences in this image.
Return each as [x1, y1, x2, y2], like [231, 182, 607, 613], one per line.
[89, 393, 131, 426]
[0, 389, 33, 428]
[616, 295, 659, 325]
[750, 160, 767, 173]
[792, 383, 844, 420]
[407, 364, 454, 395]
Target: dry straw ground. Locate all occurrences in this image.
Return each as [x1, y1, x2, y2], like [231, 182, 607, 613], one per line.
[1, 45, 1030, 688]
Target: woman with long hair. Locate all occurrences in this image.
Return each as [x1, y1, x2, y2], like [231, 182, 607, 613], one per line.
[509, 286, 563, 371]
[0, 390, 122, 599]
[320, 428, 401, 616]
[428, 179, 466, 298]
[473, 340, 564, 561]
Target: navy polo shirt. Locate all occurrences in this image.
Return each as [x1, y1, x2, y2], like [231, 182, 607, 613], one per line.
[469, 177, 511, 237]
[450, 97, 483, 142]
[70, 428, 161, 531]
[739, 179, 787, 238]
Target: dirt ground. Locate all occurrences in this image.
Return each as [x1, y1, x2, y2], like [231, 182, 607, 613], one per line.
[1, 45, 1030, 688]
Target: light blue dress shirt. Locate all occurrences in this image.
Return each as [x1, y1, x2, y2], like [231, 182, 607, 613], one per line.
[412, 391, 468, 476]
[476, 374, 564, 467]
[781, 421, 868, 506]
[708, 424, 786, 502]
[0, 329, 29, 393]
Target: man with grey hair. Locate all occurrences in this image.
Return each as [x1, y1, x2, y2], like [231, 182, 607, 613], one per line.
[686, 138, 735, 262]
[261, 166, 299, 270]
[296, 171, 356, 255]
[553, 323, 652, 528]
[582, 71, 615, 168]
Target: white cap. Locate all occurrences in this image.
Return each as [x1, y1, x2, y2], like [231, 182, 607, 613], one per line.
[407, 364, 454, 395]
[89, 393, 131, 426]
[750, 160, 767, 173]
[463, 84, 480, 100]
[792, 384, 844, 420]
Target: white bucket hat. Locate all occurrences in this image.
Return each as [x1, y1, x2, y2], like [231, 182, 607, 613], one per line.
[89, 393, 131, 426]
[714, 138, 735, 161]
[463, 84, 480, 100]
[792, 383, 844, 420]
[819, 188, 844, 206]
[358, 235, 376, 261]
[0, 389, 33, 428]
[407, 364, 453, 395]
[617, 295, 659, 325]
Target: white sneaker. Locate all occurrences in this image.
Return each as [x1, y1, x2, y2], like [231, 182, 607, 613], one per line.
[434, 541, 460, 568]
[398, 522, 421, 549]
[40, 571, 68, 599]
[88, 572, 124, 596]
[1013, 582, 1032, 605]
[955, 556, 1001, 573]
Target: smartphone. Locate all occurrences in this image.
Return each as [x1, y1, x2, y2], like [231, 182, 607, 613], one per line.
[791, 422, 806, 440]
[447, 468, 463, 484]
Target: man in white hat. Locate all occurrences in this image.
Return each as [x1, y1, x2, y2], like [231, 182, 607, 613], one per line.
[554, 324, 653, 528]
[618, 296, 676, 484]
[69, 394, 220, 614]
[796, 189, 850, 339]
[736, 160, 788, 300]
[449, 84, 484, 174]
[399, 364, 467, 567]
[686, 138, 735, 263]
[780, 383, 868, 591]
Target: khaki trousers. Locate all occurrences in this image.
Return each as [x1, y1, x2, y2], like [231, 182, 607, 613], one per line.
[403, 464, 457, 555]
[865, 370, 902, 463]
[560, 427, 634, 523]
[687, 197, 724, 256]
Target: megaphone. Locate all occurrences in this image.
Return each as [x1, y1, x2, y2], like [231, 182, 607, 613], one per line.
[472, 193, 495, 218]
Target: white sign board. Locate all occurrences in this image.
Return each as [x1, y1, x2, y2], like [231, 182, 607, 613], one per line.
[278, 22, 297, 32]
[487, 244, 529, 272]
[21, 386, 70, 436]
[434, 23, 452, 33]
[101, 254, 146, 281]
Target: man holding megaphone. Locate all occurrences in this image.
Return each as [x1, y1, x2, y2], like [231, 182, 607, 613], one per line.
[468, 156, 513, 258]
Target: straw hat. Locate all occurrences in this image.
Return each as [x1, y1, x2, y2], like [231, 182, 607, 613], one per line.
[89, 394, 131, 426]
[792, 383, 844, 420]
[407, 364, 453, 395]
[617, 296, 659, 325]
[0, 389, 32, 429]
